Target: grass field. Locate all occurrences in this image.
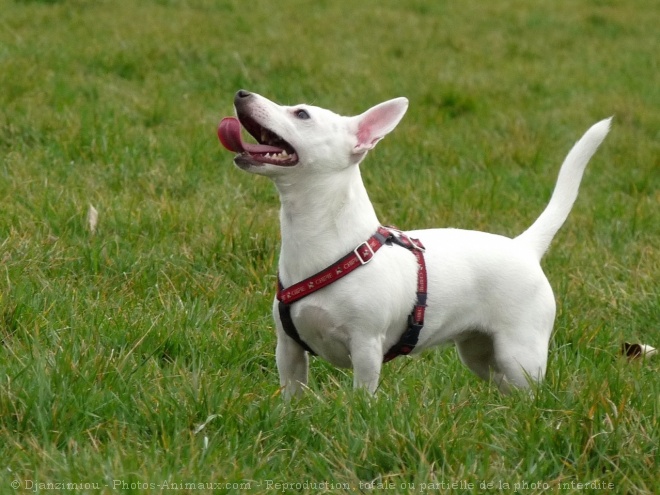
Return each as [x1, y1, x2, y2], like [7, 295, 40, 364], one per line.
[1, 0, 658, 493]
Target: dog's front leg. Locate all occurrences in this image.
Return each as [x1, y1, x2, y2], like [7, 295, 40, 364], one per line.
[276, 335, 308, 400]
[274, 309, 308, 400]
[350, 340, 383, 394]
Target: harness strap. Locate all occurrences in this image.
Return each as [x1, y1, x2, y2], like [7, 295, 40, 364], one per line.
[277, 227, 392, 305]
[278, 301, 318, 355]
[383, 232, 427, 362]
[277, 227, 427, 363]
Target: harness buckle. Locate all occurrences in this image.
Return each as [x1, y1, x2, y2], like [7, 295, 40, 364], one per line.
[354, 241, 375, 265]
[388, 229, 426, 252]
[411, 238, 426, 252]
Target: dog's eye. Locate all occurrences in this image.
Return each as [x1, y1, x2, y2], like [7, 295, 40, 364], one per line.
[294, 109, 310, 120]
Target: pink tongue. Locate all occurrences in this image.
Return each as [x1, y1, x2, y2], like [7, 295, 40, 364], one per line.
[217, 117, 283, 154]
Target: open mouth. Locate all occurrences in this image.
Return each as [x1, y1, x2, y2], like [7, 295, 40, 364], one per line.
[217, 114, 299, 166]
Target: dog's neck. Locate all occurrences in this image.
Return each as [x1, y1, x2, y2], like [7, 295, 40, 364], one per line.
[274, 164, 380, 285]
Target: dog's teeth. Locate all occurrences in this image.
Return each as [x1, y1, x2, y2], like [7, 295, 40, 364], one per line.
[261, 130, 268, 142]
[262, 150, 290, 161]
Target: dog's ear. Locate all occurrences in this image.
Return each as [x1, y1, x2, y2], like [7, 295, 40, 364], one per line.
[352, 97, 409, 154]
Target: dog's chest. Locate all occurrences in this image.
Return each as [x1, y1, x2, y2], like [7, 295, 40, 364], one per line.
[291, 301, 354, 367]
[279, 246, 421, 366]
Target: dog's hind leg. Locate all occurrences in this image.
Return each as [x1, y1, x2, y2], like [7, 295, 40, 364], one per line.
[456, 330, 548, 393]
[455, 332, 498, 382]
[493, 336, 549, 392]
[455, 332, 510, 390]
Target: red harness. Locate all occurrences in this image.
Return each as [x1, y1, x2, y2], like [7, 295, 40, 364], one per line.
[276, 227, 427, 362]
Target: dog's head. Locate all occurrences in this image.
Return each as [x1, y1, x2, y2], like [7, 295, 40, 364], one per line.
[218, 90, 408, 177]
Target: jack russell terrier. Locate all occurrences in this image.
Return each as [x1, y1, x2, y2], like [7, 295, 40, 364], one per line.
[218, 90, 610, 398]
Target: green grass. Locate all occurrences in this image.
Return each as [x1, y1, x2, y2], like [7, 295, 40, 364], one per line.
[1, 0, 658, 493]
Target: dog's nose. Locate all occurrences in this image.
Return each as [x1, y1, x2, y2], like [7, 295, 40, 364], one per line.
[235, 89, 252, 100]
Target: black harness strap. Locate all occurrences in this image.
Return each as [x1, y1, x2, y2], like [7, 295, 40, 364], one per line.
[277, 301, 318, 355]
[277, 227, 427, 363]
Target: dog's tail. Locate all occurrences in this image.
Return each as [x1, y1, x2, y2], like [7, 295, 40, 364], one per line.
[515, 117, 611, 260]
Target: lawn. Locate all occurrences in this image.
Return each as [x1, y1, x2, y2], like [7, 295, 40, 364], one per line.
[0, 0, 658, 493]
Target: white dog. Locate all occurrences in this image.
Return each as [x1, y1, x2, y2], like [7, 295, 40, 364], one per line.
[218, 90, 610, 398]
